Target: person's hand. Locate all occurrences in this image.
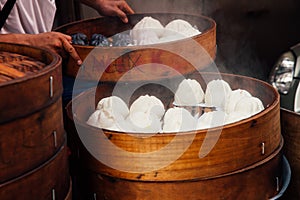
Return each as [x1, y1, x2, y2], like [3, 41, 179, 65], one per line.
[28, 32, 82, 65]
[0, 32, 82, 65]
[82, 0, 134, 23]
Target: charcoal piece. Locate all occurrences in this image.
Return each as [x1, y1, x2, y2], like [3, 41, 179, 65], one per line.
[90, 33, 110, 46]
[71, 33, 89, 46]
[111, 33, 132, 46]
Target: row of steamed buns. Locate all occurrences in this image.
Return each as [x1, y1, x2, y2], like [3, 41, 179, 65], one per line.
[129, 16, 201, 45]
[86, 79, 264, 133]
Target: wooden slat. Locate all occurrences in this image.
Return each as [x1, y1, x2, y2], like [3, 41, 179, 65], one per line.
[0, 63, 25, 78]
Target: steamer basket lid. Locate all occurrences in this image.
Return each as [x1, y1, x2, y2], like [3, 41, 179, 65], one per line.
[0, 42, 62, 124]
[0, 51, 46, 84]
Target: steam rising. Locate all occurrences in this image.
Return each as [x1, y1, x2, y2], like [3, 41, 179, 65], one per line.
[126, 0, 300, 81]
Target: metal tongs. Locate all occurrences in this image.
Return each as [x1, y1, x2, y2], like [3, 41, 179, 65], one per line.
[172, 102, 219, 117]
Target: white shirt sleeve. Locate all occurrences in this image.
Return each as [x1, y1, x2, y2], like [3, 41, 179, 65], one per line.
[0, 0, 56, 34]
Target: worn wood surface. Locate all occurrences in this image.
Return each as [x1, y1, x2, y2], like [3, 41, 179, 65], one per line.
[0, 98, 65, 183]
[0, 42, 63, 124]
[0, 144, 70, 200]
[0, 42, 70, 199]
[69, 139, 284, 200]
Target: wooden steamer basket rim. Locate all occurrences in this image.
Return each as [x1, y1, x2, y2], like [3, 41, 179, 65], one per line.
[0, 98, 66, 183]
[0, 42, 61, 85]
[0, 144, 66, 187]
[281, 107, 300, 117]
[0, 42, 62, 124]
[82, 140, 284, 200]
[0, 143, 70, 200]
[67, 72, 282, 182]
[55, 13, 217, 82]
[83, 137, 284, 182]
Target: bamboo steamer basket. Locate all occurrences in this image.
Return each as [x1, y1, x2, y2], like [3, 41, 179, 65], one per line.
[0, 43, 65, 182]
[0, 98, 65, 182]
[55, 13, 216, 82]
[0, 144, 71, 200]
[73, 141, 284, 200]
[66, 72, 282, 198]
[0, 42, 63, 123]
[280, 108, 300, 200]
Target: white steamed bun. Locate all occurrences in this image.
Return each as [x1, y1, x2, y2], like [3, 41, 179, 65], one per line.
[174, 79, 204, 105]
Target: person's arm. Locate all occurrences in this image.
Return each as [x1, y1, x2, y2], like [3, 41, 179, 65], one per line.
[80, 0, 134, 23]
[0, 32, 82, 65]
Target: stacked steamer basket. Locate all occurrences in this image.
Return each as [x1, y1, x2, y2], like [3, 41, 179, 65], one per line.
[66, 72, 283, 200]
[59, 13, 283, 199]
[0, 43, 71, 199]
[280, 108, 300, 199]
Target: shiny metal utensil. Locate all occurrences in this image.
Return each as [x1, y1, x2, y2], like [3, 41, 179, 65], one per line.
[172, 102, 218, 117]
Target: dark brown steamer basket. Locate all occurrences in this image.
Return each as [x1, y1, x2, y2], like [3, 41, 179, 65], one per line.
[280, 108, 300, 200]
[0, 144, 71, 200]
[0, 43, 66, 184]
[0, 42, 63, 124]
[55, 13, 216, 82]
[0, 98, 65, 182]
[66, 72, 281, 184]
